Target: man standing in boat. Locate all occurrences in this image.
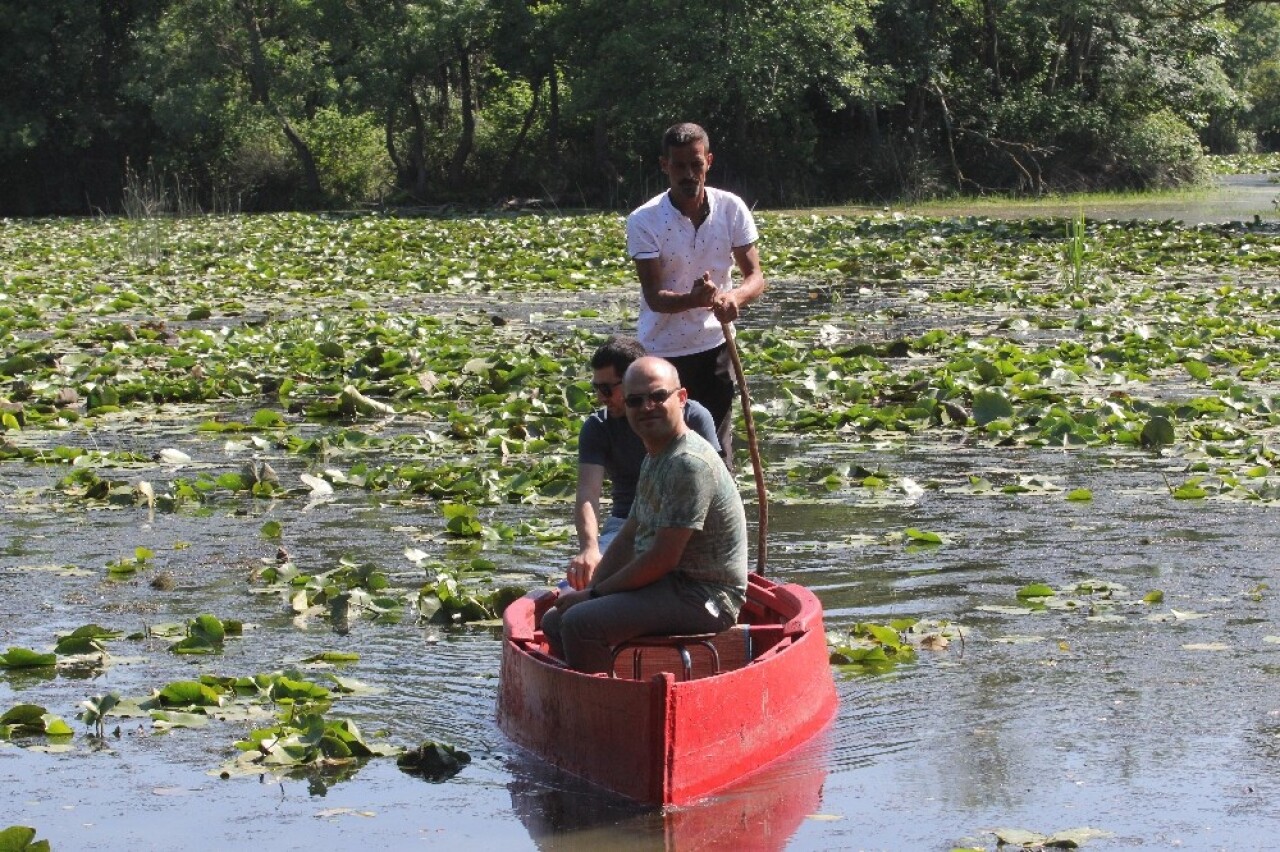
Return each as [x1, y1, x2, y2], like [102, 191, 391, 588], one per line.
[544, 356, 748, 674]
[626, 122, 767, 467]
[568, 335, 721, 591]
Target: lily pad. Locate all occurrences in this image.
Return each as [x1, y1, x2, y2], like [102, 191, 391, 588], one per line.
[0, 648, 56, 669]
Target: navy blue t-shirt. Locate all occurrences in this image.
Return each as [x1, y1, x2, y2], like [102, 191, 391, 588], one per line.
[578, 400, 721, 519]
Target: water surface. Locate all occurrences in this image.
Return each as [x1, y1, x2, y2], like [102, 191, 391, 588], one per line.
[5, 185, 1280, 851]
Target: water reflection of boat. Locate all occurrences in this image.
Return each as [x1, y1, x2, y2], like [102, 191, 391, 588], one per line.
[497, 573, 837, 806]
[507, 729, 830, 851]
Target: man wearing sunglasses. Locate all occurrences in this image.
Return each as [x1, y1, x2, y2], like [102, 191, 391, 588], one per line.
[568, 335, 721, 591]
[545, 356, 748, 674]
[626, 122, 767, 468]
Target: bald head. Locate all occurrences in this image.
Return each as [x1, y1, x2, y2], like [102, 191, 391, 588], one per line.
[623, 357, 687, 453]
[625, 356, 679, 390]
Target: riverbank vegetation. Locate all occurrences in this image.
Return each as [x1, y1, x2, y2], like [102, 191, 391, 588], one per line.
[9, 1, 1280, 215]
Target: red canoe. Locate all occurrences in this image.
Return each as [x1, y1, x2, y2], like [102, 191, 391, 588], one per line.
[496, 572, 838, 806]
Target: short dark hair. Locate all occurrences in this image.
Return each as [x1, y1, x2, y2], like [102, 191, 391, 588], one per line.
[662, 123, 711, 156]
[590, 334, 646, 375]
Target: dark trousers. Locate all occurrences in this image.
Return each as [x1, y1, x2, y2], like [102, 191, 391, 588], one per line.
[541, 574, 736, 673]
[666, 343, 734, 468]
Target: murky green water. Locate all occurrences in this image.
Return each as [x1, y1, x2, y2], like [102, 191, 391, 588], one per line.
[6, 182, 1280, 851]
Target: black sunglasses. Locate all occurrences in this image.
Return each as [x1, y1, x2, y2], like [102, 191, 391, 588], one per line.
[624, 387, 680, 409]
[591, 380, 623, 396]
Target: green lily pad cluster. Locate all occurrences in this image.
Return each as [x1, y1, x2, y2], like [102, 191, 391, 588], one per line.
[974, 579, 1169, 624]
[416, 560, 528, 625]
[62, 668, 461, 782]
[0, 623, 122, 671]
[170, 614, 243, 655]
[53, 624, 120, 657]
[0, 648, 57, 669]
[259, 556, 405, 625]
[255, 552, 526, 627]
[0, 617, 253, 680]
[829, 619, 922, 672]
[105, 547, 155, 579]
[230, 713, 399, 776]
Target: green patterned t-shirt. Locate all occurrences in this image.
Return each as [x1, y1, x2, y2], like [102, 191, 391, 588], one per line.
[632, 430, 748, 616]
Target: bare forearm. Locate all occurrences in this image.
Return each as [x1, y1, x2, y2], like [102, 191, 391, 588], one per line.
[645, 285, 710, 313]
[591, 525, 634, 585]
[731, 270, 766, 307]
[574, 500, 600, 552]
[712, 245, 767, 323]
[572, 464, 606, 552]
[636, 259, 716, 315]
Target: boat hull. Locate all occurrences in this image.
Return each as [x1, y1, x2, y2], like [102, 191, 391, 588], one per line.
[496, 574, 837, 805]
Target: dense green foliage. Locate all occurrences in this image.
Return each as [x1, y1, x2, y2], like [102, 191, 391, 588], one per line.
[5, 0, 1280, 213]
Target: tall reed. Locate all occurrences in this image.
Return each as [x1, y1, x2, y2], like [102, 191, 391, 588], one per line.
[1062, 210, 1089, 288]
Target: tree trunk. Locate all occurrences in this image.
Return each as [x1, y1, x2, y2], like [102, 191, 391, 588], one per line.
[237, 0, 271, 105]
[983, 0, 1002, 96]
[448, 42, 475, 191]
[236, 0, 322, 200]
[385, 105, 403, 175]
[548, 64, 561, 172]
[500, 74, 543, 189]
[407, 88, 429, 199]
[594, 112, 620, 205]
[277, 110, 323, 199]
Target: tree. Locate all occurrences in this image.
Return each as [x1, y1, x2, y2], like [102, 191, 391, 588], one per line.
[136, 0, 348, 207]
[3, 0, 1278, 213]
[0, 0, 166, 214]
[1212, 2, 1280, 149]
[851, 0, 1232, 195]
[552, 0, 876, 205]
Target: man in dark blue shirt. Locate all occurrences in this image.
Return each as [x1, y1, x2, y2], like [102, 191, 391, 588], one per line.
[567, 335, 720, 590]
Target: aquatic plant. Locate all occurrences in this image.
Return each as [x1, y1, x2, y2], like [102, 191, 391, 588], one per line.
[0, 825, 51, 852]
[0, 704, 73, 739]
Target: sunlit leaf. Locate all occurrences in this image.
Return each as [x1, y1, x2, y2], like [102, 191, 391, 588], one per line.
[302, 651, 360, 663]
[0, 825, 47, 851]
[157, 681, 222, 707]
[300, 474, 333, 495]
[972, 390, 1014, 426]
[1184, 361, 1211, 381]
[0, 648, 57, 668]
[252, 409, 287, 429]
[158, 448, 192, 465]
